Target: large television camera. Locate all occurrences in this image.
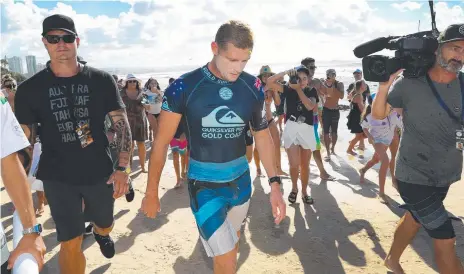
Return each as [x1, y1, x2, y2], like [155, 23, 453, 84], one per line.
[353, 1, 440, 82]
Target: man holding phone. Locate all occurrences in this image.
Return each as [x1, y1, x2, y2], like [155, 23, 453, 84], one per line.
[321, 69, 344, 161]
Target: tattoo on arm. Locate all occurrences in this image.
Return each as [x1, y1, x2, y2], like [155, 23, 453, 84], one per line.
[108, 109, 132, 168]
[19, 124, 37, 174]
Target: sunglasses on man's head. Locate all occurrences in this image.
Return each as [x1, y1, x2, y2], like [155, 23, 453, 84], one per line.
[44, 34, 76, 44]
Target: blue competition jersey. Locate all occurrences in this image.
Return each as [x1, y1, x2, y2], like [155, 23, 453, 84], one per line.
[162, 64, 268, 182]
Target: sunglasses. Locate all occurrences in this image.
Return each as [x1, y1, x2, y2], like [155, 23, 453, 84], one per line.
[3, 84, 15, 89]
[127, 80, 137, 84]
[45, 34, 76, 44]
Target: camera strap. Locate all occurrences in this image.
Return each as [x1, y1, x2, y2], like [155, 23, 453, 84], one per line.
[425, 72, 464, 127]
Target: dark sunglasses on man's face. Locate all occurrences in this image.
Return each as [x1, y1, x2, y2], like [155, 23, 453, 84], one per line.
[45, 34, 76, 44]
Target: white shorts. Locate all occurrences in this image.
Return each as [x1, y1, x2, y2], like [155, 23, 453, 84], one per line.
[283, 120, 317, 151]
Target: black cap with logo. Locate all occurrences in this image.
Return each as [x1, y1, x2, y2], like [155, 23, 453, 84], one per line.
[438, 24, 464, 44]
[42, 14, 77, 36]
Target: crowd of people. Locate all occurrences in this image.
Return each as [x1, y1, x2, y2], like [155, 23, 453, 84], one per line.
[0, 13, 463, 274]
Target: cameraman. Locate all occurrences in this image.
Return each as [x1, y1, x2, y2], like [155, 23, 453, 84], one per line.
[372, 24, 464, 274]
[267, 66, 318, 205]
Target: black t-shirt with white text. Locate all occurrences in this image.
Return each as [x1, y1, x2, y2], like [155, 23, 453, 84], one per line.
[14, 65, 125, 185]
[283, 85, 319, 126]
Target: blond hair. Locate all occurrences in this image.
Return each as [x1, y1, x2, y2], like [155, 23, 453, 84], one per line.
[215, 20, 254, 50]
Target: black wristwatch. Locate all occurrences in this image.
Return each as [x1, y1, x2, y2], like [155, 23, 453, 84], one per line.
[268, 176, 282, 185]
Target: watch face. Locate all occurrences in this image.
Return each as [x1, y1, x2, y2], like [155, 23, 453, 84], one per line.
[37, 224, 43, 233]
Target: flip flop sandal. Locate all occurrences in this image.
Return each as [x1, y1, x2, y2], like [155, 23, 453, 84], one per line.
[288, 191, 298, 204]
[302, 195, 314, 205]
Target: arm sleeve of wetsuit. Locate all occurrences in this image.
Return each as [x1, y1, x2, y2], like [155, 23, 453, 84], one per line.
[387, 76, 406, 109]
[250, 78, 268, 132]
[161, 78, 186, 114]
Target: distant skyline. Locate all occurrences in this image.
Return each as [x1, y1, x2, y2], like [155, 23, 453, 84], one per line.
[1, 0, 463, 70]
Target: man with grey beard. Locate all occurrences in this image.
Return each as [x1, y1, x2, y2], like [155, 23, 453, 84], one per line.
[372, 24, 464, 274]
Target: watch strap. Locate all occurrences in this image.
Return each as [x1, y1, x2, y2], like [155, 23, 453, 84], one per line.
[268, 176, 282, 185]
[115, 166, 131, 174]
[22, 224, 42, 235]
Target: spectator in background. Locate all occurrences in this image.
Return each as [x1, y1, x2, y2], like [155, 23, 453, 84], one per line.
[1, 74, 17, 112]
[121, 74, 148, 172]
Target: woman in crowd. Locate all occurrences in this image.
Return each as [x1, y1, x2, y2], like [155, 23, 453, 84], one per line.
[346, 80, 366, 155]
[258, 66, 287, 176]
[143, 78, 164, 142]
[121, 74, 148, 172]
[359, 105, 402, 201]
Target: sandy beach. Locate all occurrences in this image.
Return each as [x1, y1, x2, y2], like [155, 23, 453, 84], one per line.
[1, 108, 463, 274]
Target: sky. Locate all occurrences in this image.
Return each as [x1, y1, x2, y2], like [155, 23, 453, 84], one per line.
[0, 0, 463, 73]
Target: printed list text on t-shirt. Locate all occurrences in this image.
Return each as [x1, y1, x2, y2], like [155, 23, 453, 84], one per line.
[49, 84, 90, 143]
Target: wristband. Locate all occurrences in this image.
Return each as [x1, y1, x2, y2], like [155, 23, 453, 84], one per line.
[268, 176, 282, 185]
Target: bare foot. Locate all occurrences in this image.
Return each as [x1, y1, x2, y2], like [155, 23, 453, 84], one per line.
[257, 169, 264, 177]
[384, 256, 405, 274]
[141, 168, 148, 173]
[331, 148, 336, 155]
[356, 145, 365, 151]
[378, 193, 389, 204]
[359, 168, 366, 184]
[181, 171, 187, 179]
[320, 174, 336, 181]
[35, 207, 44, 216]
[346, 150, 357, 156]
[174, 180, 182, 188]
[324, 155, 331, 162]
[277, 169, 288, 176]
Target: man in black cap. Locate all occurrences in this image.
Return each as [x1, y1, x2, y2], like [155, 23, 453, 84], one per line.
[373, 24, 464, 274]
[14, 14, 132, 274]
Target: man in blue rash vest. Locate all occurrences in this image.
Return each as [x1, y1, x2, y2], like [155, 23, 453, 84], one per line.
[140, 20, 286, 274]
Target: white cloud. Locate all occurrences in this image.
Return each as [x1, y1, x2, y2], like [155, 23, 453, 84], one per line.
[391, 1, 423, 12]
[1, 0, 463, 74]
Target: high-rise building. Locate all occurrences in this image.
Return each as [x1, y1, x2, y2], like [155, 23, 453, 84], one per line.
[36, 63, 46, 71]
[26, 55, 37, 75]
[7, 56, 23, 74]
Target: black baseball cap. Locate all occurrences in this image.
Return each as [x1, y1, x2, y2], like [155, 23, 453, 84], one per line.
[438, 24, 464, 44]
[42, 14, 77, 36]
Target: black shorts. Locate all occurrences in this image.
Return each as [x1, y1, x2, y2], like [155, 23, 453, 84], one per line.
[244, 125, 253, 146]
[43, 178, 114, 242]
[397, 180, 455, 239]
[322, 107, 340, 134]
